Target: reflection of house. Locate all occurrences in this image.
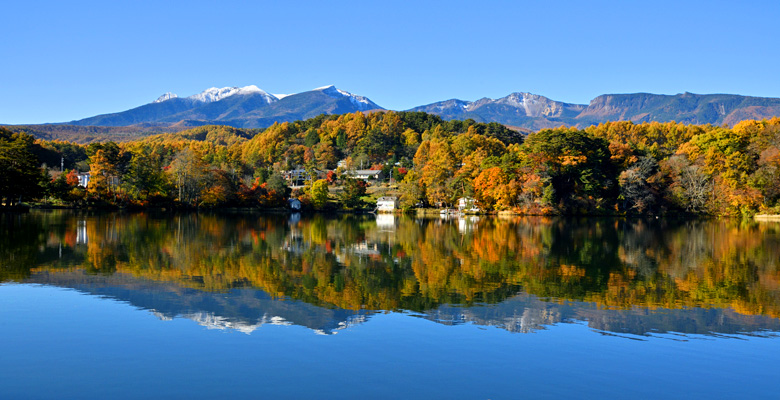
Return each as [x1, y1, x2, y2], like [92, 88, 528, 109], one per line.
[376, 214, 395, 230]
[346, 169, 385, 181]
[376, 197, 397, 212]
[288, 198, 302, 211]
[282, 229, 306, 253]
[76, 220, 88, 244]
[78, 172, 90, 188]
[458, 216, 480, 234]
[288, 212, 301, 225]
[334, 241, 386, 264]
[457, 197, 479, 212]
[350, 241, 381, 256]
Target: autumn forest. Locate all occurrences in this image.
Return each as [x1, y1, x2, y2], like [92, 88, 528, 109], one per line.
[2, 111, 780, 216]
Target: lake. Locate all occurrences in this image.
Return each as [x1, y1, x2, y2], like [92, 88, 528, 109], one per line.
[2, 211, 779, 399]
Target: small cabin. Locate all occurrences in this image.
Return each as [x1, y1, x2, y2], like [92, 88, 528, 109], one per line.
[376, 197, 397, 212]
[287, 198, 302, 211]
[77, 172, 91, 188]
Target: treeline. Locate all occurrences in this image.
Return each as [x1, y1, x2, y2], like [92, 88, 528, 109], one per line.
[2, 112, 780, 215]
[7, 123, 190, 143]
[8, 213, 780, 318]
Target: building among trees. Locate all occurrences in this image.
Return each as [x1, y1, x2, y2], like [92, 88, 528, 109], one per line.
[457, 197, 479, 213]
[287, 198, 302, 211]
[77, 172, 90, 188]
[376, 197, 397, 212]
[347, 169, 385, 181]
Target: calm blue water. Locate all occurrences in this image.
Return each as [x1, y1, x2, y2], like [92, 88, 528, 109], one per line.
[1, 212, 779, 399]
[3, 283, 778, 400]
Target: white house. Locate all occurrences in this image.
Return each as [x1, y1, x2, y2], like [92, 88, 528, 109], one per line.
[457, 197, 480, 213]
[283, 169, 312, 186]
[284, 168, 327, 186]
[376, 197, 397, 212]
[77, 172, 90, 188]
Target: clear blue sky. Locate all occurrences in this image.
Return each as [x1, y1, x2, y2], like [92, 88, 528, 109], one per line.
[2, 0, 779, 124]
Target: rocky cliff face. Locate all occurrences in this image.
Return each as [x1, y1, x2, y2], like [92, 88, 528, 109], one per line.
[583, 92, 780, 125]
[574, 93, 672, 124]
[415, 92, 780, 129]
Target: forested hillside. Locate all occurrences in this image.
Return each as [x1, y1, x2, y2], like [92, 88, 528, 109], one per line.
[6, 123, 192, 143]
[2, 111, 780, 216]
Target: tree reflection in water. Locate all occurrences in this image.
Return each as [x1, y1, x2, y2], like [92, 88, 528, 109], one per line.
[3, 211, 780, 336]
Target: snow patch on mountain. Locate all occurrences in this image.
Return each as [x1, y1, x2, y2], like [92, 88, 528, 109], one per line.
[314, 85, 379, 111]
[495, 93, 549, 116]
[153, 92, 178, 103]
[187, 85, 278, 104]
[428, 99, 472, 112]
[458, 92, 578, 118]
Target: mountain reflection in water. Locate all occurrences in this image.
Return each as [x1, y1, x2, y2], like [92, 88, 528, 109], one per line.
[2, 211, 780, 338]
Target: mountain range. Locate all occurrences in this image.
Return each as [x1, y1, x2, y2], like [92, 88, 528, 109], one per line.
[68, 85, 382, 129]
[411, 91, 780, 130]
[7, 86, 780, 141]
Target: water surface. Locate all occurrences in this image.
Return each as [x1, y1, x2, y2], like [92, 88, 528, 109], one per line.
[2, 211, 779, 398]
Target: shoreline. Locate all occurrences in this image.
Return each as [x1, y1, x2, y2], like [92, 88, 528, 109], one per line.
[9, 205, 759, 220]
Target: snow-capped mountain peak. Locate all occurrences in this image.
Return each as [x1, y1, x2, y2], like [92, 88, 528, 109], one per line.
[314, 85, 379, 111]
[187, 85, 278, 104]
[153, 92, 178, 103]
